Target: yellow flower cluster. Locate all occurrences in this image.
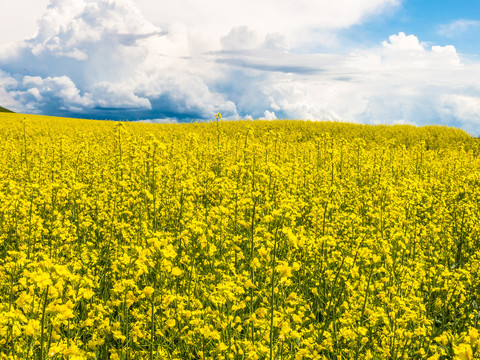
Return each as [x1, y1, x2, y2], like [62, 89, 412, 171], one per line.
[0, 113, 479, 359]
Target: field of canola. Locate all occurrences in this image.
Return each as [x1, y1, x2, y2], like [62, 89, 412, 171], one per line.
[0, 113, 479, 360]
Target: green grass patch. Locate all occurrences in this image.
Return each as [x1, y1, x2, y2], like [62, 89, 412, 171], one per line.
[0, 106, 14, 113]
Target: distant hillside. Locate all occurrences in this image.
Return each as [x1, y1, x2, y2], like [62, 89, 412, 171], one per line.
[0, 106, 14, 113]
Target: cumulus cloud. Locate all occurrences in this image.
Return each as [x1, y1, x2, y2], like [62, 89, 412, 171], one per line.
[0, 0, 238, 120]
[259, 110, 277, 120]
[136, 0, 399, 49]
[1, 0, 480, 134]
[382, 32, 424, 51]
[439, 94, 480, 134]
[219, 31, 480, 133]
[15, 76, 92, 113]
[221, 27, 263, 52]
[0, 70, 22, 111]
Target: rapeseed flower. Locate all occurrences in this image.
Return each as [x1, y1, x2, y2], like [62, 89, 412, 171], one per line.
[0, 113, 478, 359]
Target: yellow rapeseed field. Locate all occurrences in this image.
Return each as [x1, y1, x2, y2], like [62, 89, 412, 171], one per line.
[0, 113, 479, 359]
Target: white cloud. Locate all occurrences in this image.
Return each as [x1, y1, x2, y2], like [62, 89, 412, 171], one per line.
[437, 19, 480, 38]
[439, 94, 480, 134]
[137, 118, 179, 124]
[224, 32, 479, 132]
[259, 110, 277, 120]
[221, 27, 262, 52]
[90, 82, 150, 109]
[0, 0, 237, 119]
[0, 71, 22, 111]
[13, 75, 93, 113]
[1, 0, 480, 135]
[0, 0, 49, 46]
[134, 0, 399, 50]
[382, 32, 424, 51]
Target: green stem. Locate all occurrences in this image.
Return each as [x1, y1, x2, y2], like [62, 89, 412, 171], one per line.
[269, 219, 283, 360]
[40, 285, 49, 360]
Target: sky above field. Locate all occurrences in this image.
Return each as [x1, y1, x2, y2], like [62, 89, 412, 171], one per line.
[1, 0, 480, 134]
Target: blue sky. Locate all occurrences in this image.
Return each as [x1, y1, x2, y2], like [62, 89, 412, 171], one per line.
[1, 0, 480, 134]
[341, 0, 480, 55]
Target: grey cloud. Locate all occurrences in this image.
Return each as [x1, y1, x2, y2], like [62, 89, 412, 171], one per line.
[113, 31, 168, 46]
[213, 50, 342, 75]
[216, 58, 322, 75]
